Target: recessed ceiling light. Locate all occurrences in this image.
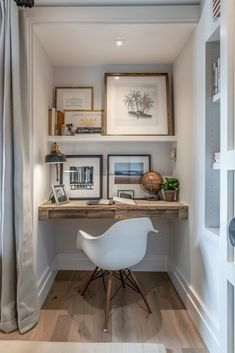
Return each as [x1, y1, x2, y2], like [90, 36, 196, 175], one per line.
[114, 39, 125, 46]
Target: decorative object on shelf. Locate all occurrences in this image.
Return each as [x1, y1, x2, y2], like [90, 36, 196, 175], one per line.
[14, 0, 34, 7]
[61, 155, 103, 200]
[51, 185, 69, 205]
[160, 177, 179, 202]
[117, 190, 134, 199]
[140, 171, 163, 200]
[169, 147, 177, 161]
[64, 110, 103, 134]
[45, 142, 66, 184]
[228, 218, 235, 247]
[212, 58, 220, 97]
[107, 154, 151, 199]
[55, 87, 94, 111]
[212, 0, 220, 21]
[104, 73, 173, 136]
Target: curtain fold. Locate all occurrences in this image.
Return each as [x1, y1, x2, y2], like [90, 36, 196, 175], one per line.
[0, 0, 39, 333]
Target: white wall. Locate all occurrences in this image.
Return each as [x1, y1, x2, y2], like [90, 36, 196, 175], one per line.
[52, 64, 175, 272]
[33, 33, 57, 306]
[170, 1, 220, 352]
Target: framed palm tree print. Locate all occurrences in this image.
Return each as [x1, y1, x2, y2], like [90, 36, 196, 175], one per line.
[104, 73, 173, 136]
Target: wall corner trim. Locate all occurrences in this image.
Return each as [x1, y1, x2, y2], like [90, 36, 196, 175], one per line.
[168, 265, 220, 353]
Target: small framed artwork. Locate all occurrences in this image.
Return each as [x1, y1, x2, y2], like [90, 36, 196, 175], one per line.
[52, 185, 69, 205]
[55, 87, 94, 111]
[64, 110, 103, 134]
[61, 155, 103, 200]
[117, 190, 134, 199]
[104, 73, 173, 136]
[107, 154, 151, 199]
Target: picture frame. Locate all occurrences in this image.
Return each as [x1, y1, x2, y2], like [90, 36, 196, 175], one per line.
[107, 154, 151, 199]
[51, 184, 69, 205]
[117, 190, 135, 199]
[61, 155, 103, 200]
[64, 110, 103, 134]
[55, 87, 94, 111]
[104, 73, 173, 136]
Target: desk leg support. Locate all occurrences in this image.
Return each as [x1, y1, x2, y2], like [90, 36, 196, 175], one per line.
[104, 271, 112, 333]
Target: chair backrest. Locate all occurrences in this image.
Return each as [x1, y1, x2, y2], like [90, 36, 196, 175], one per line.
[78, 217, 156, 270]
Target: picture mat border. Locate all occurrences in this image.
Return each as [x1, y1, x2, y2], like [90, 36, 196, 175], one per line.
[51, 184, 69, 205]
[64, 110, 104, 129]
[104, 73, 173, 136]
[107, 154, 151, 199]
[61, 154, 103, 200]
[55, 87, 94, 111]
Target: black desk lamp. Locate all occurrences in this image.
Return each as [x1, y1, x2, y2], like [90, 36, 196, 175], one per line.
[45, 142, 66, 184]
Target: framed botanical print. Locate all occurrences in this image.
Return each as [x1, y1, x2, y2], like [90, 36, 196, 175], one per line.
[104, 73, 173, 136]
[107, 154, 151, 199]
[62, 155, 103, 199]
[55, 87, 93, 111]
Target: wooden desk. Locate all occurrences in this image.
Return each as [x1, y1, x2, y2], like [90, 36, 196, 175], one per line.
[38, 200, 188, 220]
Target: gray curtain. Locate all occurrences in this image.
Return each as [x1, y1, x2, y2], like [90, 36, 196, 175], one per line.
[0, 0, 39, 333]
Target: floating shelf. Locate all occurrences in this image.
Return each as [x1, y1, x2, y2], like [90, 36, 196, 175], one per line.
[48, 135, 177, 143]
[212, 92, 220, 103]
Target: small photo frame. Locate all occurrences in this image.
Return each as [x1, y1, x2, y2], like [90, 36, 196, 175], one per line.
[107, 154, 151, 199]
[52, 185, 69, 205]
[117, 190, 134, 199]
[64, 110, 103, 134]
[62, 155, 103, 200]
[55, 87, 94, 111]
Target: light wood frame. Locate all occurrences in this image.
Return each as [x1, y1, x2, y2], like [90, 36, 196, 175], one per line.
[104, 73, 174, 136]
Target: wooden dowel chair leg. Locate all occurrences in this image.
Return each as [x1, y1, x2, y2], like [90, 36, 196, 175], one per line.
[81, 266, 99, 297]
[129, 270, 152, 314]
[103, 271, 112, 333]
[119, 270, 125, 288]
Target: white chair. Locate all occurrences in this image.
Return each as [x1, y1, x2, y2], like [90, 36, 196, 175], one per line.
[77, 217, 158, 332]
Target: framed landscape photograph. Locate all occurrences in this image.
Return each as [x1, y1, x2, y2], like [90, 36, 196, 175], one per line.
[64, 110, 103, 134]
[104, 73, 173, 136]
[55, 87, 93, 111]
[62, 155, 103, 199]
[107, 154, 151, 199]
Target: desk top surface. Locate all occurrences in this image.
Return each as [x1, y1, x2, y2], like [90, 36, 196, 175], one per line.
[39, 200, 188, 220]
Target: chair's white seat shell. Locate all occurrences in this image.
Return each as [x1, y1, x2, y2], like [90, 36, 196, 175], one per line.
[77, 217, 158, 271]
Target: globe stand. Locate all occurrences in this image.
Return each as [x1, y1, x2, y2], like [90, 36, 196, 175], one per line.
[144, 191, 161, 201]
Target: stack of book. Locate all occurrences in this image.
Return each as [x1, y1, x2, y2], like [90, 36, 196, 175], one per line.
[213, 152, 220, 169]
[212, 58, 220, 98]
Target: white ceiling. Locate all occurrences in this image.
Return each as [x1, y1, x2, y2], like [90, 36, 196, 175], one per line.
[35, 22, 195, 66]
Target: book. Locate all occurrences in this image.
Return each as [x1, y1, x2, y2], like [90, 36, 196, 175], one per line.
[113, 197, 136, 205]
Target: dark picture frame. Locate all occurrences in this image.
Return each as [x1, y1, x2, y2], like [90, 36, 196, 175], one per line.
[52, 184, 69, 205]
[104, 73, 173, 136]
[61, 155, 103, 200]
[107, 154, 151, 199]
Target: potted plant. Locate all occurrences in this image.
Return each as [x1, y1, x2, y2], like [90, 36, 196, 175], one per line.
[160, 177, 179, 202]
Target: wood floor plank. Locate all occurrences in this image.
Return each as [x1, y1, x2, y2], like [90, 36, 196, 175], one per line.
[0, 271, 209, 353]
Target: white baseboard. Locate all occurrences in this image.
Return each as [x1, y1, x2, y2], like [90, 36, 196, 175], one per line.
[37, 257, 58, 308]
[57, 253, 168, 272]
[168, 265, 220, 353]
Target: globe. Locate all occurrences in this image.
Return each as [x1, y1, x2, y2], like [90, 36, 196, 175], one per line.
[140, 171, 163, 197]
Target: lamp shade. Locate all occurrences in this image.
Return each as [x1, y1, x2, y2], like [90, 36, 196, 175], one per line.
[45, 142, 66, 164]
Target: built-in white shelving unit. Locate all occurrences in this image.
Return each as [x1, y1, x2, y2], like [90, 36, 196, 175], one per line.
[48, 135, 177, 143]
[205, 25, 220, 230]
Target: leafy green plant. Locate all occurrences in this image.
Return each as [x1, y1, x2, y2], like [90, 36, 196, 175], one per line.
[161, 177, 179, 191]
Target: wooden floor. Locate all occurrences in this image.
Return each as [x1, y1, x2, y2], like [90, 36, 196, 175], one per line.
[0, 271, 209, 353]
